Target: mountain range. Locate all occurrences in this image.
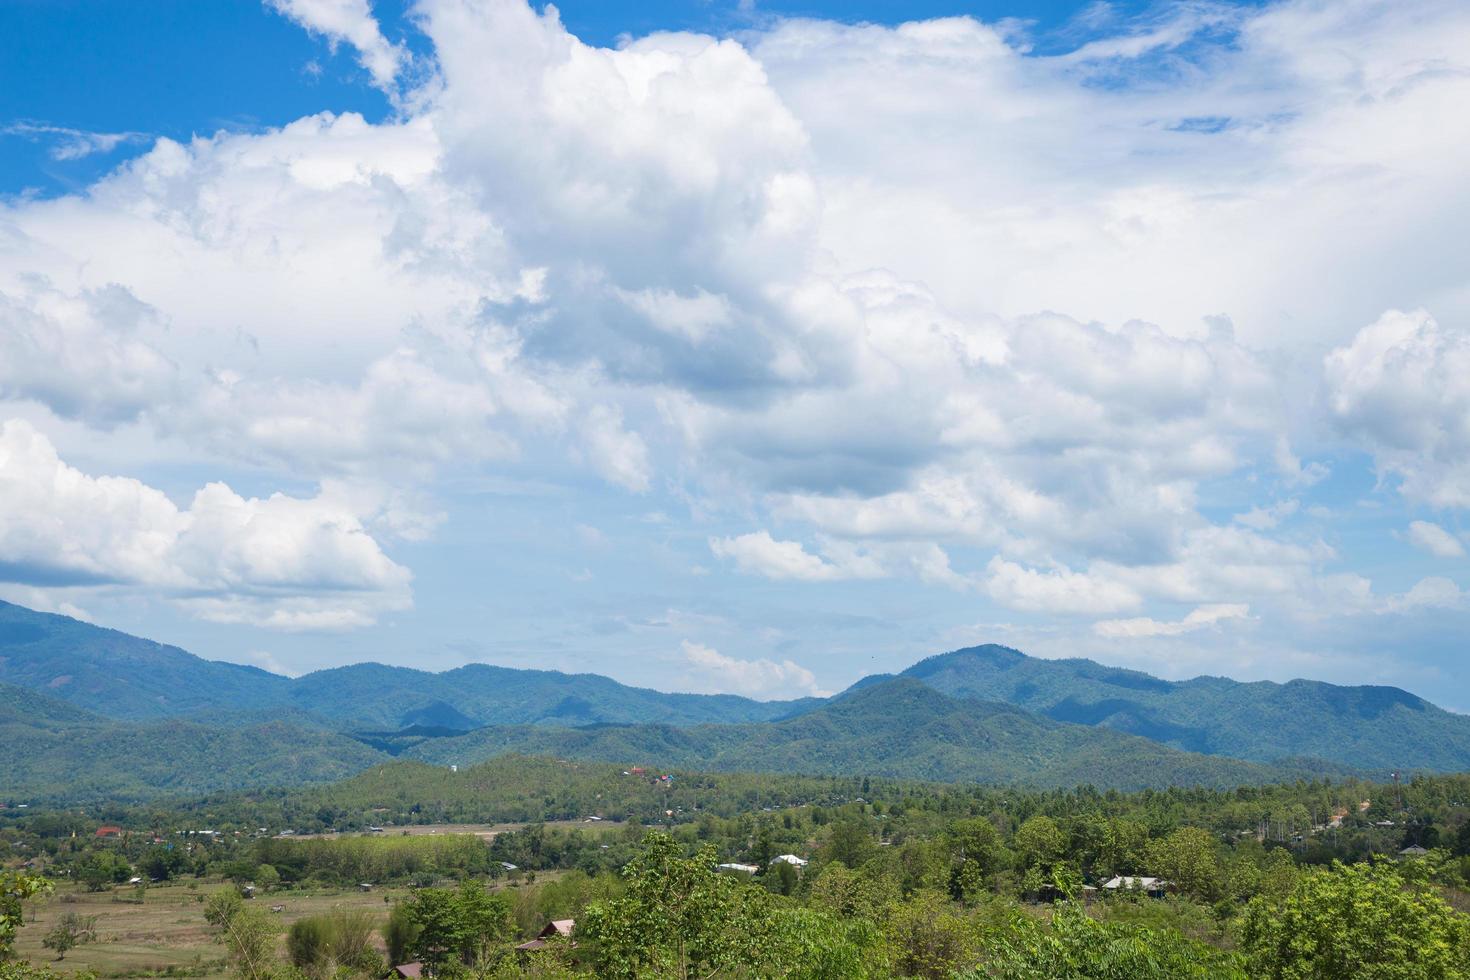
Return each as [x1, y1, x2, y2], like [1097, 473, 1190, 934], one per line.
[2, 598, 1465, 802]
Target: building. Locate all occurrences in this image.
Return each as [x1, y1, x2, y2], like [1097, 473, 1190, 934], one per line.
[771, 854, 808, 868]
[95, 826, 123, 839]
[716, 863, 759, 875]
[391, 963, 423, 979]
[1100, 876, 1170, 897]
[1399, 845, 1430, 858]
[515, 919, 575, 952]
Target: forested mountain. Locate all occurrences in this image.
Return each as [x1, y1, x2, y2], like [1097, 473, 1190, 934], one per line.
[283, 662, 817, 730]
[0, 600, 815, 729]
[0, 601, 287, 720]
[0, 684, 383, 802]
[402, 678, 1334, 791]
[888, 645, 1470, 772]
[4, 599, 1467, 804]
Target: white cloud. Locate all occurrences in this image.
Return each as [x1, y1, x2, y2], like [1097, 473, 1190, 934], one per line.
[0, 280, 177, 426]
[1326, 310, 1470, 508]
[1, 122, 148, 161]
[265, 0, 407, 90]
[1094, 603, 1252, 639]
[679, 639, 827, 698]
[0, 419, 409, 629]
[709, 531, 874, 582]
[1, 0, 1468, 671]
[1406, 520, 1466, 558]
[1383, 577, 1464, 613]
[983, 557, 1142, 615]
[579, 405, 652, 493]
[1234, 499, 1299, 531]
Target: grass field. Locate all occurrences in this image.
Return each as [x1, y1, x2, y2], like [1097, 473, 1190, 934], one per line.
[13, 880, 404, 979]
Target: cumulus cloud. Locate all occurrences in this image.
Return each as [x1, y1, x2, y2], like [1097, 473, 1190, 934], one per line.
[1406, 521, 1466, 559]
[265, 0, 407, 90]
[1383, 577, 1465, 613]
[2, 0, 1469, 672]
[1326, 310, 1470, 507]
[709, 531, 877, 582]
[0, 420, 409, 629]
[0, 279, 176, 426]
[983, 557, 1142, 615]
[679, 639, 827, 698]
[1094, 603, 1252, 639]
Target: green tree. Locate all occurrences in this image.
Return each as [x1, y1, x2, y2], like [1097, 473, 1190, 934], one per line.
[382, 903, 421, 967]
[580, 832, 780, 980]
[1014, 816, 1066, 871]
[976, 903, 1247, 979]
[402, 880, 513, 969]
[42, 913, 97, 961]
[221, 906, 278, 980]
[948, 818, 1002, 903]
[204, 888, 245, 930]
[1240, 861, 1470, 979]
[881, 889, 979, 980]
[1, 872, 52, 960]
[1147, 827, 1222, 901]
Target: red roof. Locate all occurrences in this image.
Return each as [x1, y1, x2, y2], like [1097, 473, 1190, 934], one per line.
[392, 963, 423, 979]
[95, 826, 123, 837]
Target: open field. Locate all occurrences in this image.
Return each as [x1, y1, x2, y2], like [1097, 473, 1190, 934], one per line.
[286, 819, 595, 841]
[15, 881, 412, 979]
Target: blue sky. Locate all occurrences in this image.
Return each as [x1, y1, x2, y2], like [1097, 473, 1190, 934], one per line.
[1, 0, 1468, 706]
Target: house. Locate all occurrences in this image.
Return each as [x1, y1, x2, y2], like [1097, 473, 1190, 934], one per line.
[500, 862, 518, 872]
[359, 883, 374, 892]
[1399, 845, 1430, 858]
[771, 854, 808, 868]
[1100, 876, 1170, 897]
[95, 826, 123, 839]
[515, 919, 575, 952]
[716, 863, 759, 875]
[391, 962, 424, 979]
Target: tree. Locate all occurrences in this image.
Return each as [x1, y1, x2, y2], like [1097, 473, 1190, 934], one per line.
[1147, 827, 1222, 901]
[204, 888, 245, 930]
[1014, 816, 1066, 871]
[1240, 861, 1470, 979]
[948, 819, 1002, 903]
[1098, 819, 1150, 878]
[976, 903, 1247, 980]
[881, 889, 979, 980]
[221, 906, 278, 980]
[289, 909, 381, 979]
[824, 819, 874, 869]
[401, 880, 514, 969]
[1, 872, 52, 960]
[382, 903, 421, 967]
[580, 832, 781, 979]
[42, 913, 96, 961]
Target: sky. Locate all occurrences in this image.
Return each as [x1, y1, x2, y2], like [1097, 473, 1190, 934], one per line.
[1, 0, 1468, 706]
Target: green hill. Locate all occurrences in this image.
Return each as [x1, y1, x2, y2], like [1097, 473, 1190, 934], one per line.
[893, 645, 1470, 772]
[0, 600, 815, 729]
[0, 601, 288, 720]
[402, 678, 1332, 791]
[283, 661, 818, 730]
[0, 684, 388, 803]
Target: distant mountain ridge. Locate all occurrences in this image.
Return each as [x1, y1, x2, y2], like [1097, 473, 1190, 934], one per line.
[3, 600, 1469, 803]
[885, 644, 1470, 773]
[401, 677, 1340, 791]
[0, 600, 816, 730]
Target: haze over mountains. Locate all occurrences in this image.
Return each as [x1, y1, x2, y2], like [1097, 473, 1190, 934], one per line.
[3, 599, 1465, 802]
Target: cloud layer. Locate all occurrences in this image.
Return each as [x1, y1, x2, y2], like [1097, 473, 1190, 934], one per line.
[0, 0, 1466, 692]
